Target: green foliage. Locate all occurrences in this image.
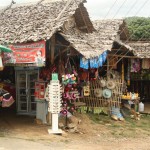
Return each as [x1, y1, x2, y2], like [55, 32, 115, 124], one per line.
[125, 17, 150, 40]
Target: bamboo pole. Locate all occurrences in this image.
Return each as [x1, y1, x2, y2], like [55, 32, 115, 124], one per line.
[122, 60, 124, 82]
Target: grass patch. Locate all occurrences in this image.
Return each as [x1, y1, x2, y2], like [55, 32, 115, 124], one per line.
[88, 113, 150, 138]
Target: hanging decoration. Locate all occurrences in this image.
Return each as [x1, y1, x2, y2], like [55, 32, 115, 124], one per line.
[80, 56, 89, 69]
[90, 57, 98, 68]
[80, 51, 108, 69]
[130, 59, 141, 72]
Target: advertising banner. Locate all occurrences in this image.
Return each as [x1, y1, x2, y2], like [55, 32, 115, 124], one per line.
[3, 40, 46, 67]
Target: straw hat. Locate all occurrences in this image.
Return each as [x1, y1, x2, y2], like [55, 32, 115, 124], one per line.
[99, 79, 106, 87]
[94, 88, 103, 97]
[106, 80, 116, 90]
[103, 89, 112, 99]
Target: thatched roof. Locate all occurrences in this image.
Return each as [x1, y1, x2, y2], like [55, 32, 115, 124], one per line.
[0, 0, 94, 44]
[127, 41, 150, 58]
[60, 19, 133, 58]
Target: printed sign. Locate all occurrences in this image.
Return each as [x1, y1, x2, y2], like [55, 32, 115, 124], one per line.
[3, 41, 45, 67]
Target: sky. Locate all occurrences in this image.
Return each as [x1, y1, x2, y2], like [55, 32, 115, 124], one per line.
[0, 0, 149, 20]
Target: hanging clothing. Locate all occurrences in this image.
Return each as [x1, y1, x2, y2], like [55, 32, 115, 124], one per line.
[97, 55, 103, 67]
[80, 57, 89, 69]
[142, 59, 150, 69]
[90, 57, 98, 68]
[102, 51, 108, 64]
[130, 59, 141, 72]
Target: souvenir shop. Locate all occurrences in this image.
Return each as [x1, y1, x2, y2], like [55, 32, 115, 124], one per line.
[0, 41, 46, 114]
[129, 58, 150, 103]
[0, 33, 110, 122]
[106, 55, 150, 115]
[0, 45, 15, 110]
[128, 58, 150, 115]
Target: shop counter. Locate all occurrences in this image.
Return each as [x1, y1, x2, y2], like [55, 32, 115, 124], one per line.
[35, 99, 48, 124]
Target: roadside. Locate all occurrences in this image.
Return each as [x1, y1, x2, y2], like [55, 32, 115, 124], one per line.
[0, 111, 150, 150]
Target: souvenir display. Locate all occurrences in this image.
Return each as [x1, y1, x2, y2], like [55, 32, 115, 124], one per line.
[130, 59, 141, 72]
[94, 88, 103, 97]
[102, 89, 112, 99]
[83, 85, 90, 96]
[47, 74, 62, 134]
[61, 66, 80, 115]
[35, 81, 47, 100]
[106, 80, 116, 90]
[99, 79, 106, 87]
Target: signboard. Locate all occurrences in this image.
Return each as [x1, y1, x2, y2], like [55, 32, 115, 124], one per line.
[48, 80, 62, 113]
[3, 41, 46, 67]
[47, 76, 62, 134]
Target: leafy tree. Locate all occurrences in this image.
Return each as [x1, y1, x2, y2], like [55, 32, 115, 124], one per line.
[125, 17, 150, 41]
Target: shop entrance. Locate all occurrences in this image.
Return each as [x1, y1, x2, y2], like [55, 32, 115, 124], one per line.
[15, 67, 39, 115]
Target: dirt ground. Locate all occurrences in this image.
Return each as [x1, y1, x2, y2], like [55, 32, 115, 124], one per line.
[0, 108, 150, 150]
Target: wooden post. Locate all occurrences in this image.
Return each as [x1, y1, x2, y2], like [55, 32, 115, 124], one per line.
[122, 59, 124, 82]
[47, 34, 55, 125]
[107, 56, 109, 80]
[50, 34, 55, 65]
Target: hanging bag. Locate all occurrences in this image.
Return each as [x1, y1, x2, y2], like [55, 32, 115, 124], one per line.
[2, 93, 14, 107]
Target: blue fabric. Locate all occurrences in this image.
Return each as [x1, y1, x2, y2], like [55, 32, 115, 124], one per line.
[102, 51, 108, 63]
[80, 56, 89, 69]
[111, 107, 123, 118]
[80, 51, 108, 69]
[90, 57, 98, 68]
[98, 55, 103, 67]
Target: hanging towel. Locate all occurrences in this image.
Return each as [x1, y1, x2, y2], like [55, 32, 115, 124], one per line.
[102, 51, 108, 64]
[90, 57, 98, 68]
[80, 56, 89, 69]
[97, 54, 103, 67]
[142, 59, 150, 69]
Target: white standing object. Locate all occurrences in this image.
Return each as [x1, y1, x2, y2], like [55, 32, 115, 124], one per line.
[139, 102, 144, 112]
[47, 80, 62, 134]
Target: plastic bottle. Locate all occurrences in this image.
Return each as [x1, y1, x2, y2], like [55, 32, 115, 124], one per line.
[138, 102, 144, 112]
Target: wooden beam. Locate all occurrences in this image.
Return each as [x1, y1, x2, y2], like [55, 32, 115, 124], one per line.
[54, 47, 68, 60]
[50, 34, 55, 65]
[108, 54, 139, 59]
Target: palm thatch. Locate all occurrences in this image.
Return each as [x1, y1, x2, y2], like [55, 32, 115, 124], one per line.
[126, 41, 150, 58]
[0, 0, 94, 44]
[60, 19, 133, 58]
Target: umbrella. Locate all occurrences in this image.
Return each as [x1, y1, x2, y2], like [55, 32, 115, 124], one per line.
[0, 45, 12, 53]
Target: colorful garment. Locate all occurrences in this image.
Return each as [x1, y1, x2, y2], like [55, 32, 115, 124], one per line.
[131, 59, 141, 72]
[80, 56, 89, 69]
